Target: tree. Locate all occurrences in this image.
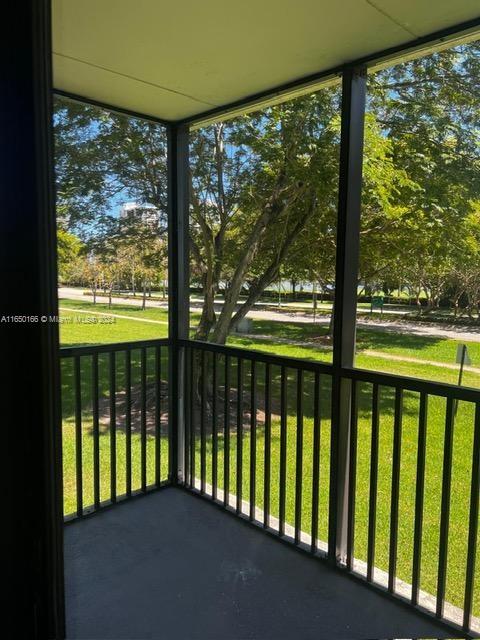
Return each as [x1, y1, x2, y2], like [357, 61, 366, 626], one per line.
[190, 89, 341, 342]
[54, 99, 168, 239]
[364, 42, 480, 308]
[54, 40, 480, 336]
[78, 253, 101, 304]
[57, 229, 84, 284]
[116, 212, 167, 309]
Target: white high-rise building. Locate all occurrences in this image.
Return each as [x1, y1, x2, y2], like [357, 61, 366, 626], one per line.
[119, 202, 159, 227]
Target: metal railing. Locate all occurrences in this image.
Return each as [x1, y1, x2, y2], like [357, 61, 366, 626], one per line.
[182, 341, 332, 542]
[181, 339, 480, 636]
[343, 367, 480, 633]
[60, 337, 480, 635]
[60, 338, 170, 520]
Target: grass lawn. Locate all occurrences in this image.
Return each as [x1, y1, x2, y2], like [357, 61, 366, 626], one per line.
[59, 299, 480, 618]
[241, 319, 480, 387]
[60, 297, 171, 324]
[62, 296, 480, 381]
[61, 343, 171, 515]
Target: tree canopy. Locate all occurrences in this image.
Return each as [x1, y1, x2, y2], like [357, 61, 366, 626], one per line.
[55, 39, 480, 336]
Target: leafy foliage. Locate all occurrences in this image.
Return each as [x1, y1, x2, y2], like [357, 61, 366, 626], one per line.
[55, 39, 480, 335]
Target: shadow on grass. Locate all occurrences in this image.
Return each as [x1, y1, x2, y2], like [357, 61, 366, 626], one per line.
[356, 327, 446, 355]
[60, 347, 169, 423]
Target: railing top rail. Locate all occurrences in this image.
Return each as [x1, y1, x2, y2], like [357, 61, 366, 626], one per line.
[180, 339, 335, 375]
[181, 339, 480, 403]
[60, 337, 170, 358]
[343, 366, 480, 403]
[61, 336, 480, 402]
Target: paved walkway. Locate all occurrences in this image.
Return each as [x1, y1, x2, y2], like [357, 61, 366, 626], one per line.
[357, 316, 480, 342]
[59, 287, 480, 343]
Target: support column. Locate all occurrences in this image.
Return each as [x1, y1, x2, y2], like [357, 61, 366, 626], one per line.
[329, 67, 366, 564]
[167, 124, 190, 483]
[2, 1, 65, 637]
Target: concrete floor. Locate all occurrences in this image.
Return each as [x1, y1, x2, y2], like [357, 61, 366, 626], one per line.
[65, 487, 453, 640]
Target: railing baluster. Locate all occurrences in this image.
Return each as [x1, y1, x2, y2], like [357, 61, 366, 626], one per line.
[183, 347, 191, 486]
[263, 363, 271, 529]
[463, 401, 480, 630]
[62, 339, 171, 519]
[367, 382, 379, 582]
[92, 352, 100, 510]
[388, 387, 403, 593]
[346, 379, 357, 568]
[311, 372, 321, 553]
[155, 345, 161, 487]
[212, 352, 218, 501]
[224, 354, 230, 507]
[125, 349, 132, 496]
[140, 347, 147, 493]
[200, 349, 206, 494]
[62, 338, 480, 636]
[436, 396, 455, 618]
[249, 360, 257, 521]
[60, 338, 480, 634]
[279, 366, 287, 536]
[236, 357, 244, 514]
[74, 355, 83, 517]
[412, 391, 427, 605]
[109, 351, 117, 503]
[189, 348, 195, 488]
[295, 369, 304, 544]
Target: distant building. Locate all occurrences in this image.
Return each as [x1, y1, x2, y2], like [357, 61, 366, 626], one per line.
[119, 202, 160, 228]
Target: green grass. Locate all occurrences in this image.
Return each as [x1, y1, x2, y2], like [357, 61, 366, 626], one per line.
[187, 360, 479, 618]
[60, 297, 171, 323]
[59, 299, 480, 618]
[184, 359, 478, 617]
[59, 308, 168, 345]
[357, 326, 480, 367]
[229, 333, 480, 388]
[62, 297, 480, 378]
[241, 318, 480, 386]
[61, 345, 170, 515]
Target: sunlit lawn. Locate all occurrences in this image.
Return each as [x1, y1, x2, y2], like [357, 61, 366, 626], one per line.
[59, 301, 169, 344]
[60, 297, 171, 324]
[60, 337, 170, 516]
[247, 317, 480, 377]
[60, 300, 480, 618]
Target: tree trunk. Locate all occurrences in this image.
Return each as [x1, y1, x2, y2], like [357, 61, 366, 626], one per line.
[142, 283, 147, 310]
[221, 196, 317, 341]
[327, 306, 334, 337]
[192, 154, 316, 345]
[210, 176, 298, 345]
[91, 278, 97, 305]
[195, 269, 217, 341]
[415, 287, 422, 315]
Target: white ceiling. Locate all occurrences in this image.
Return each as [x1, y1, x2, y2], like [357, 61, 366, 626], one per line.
[52, 0, 480, 123]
